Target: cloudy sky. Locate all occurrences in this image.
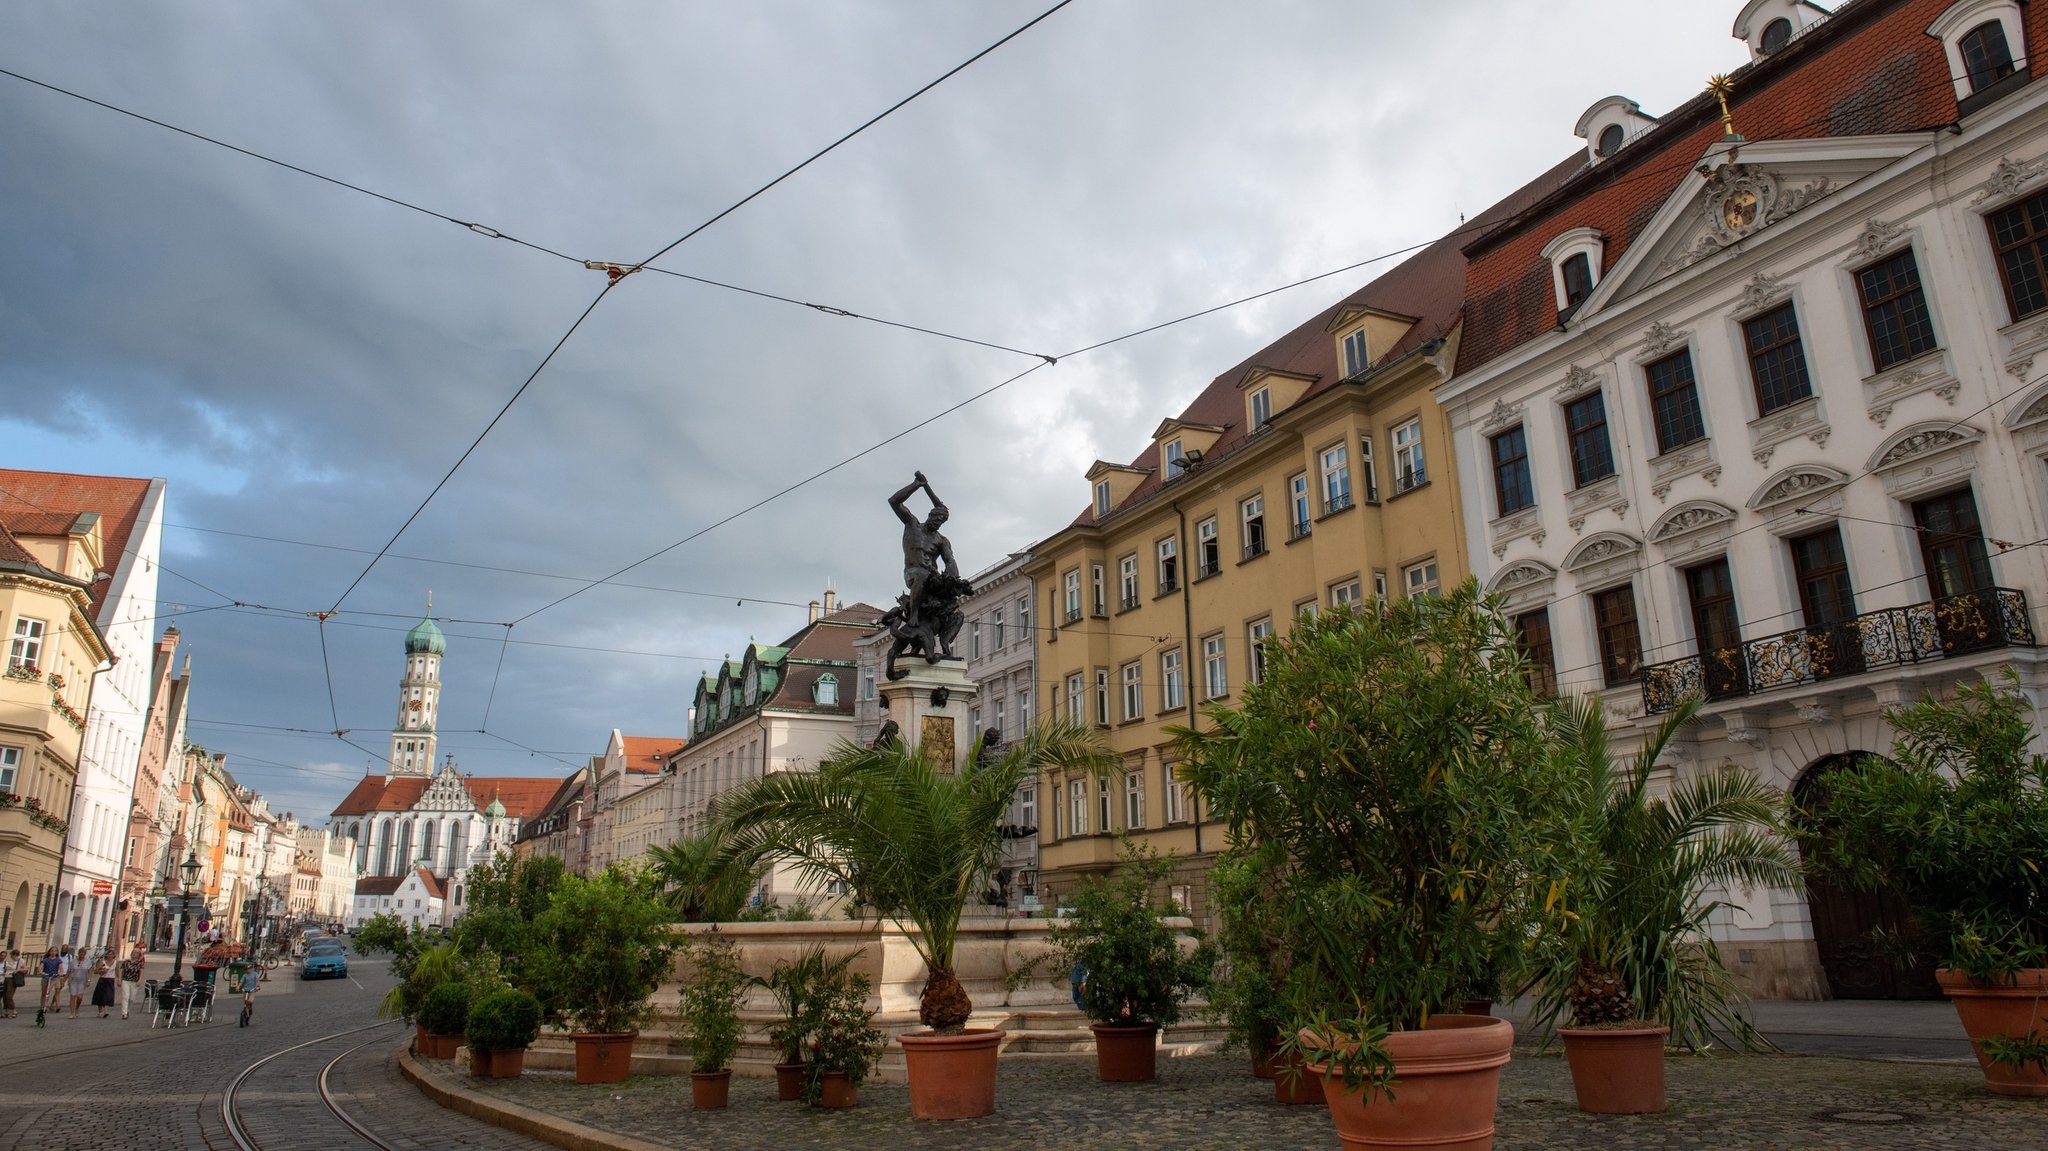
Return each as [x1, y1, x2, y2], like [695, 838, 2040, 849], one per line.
[1, 1, 1752, 820]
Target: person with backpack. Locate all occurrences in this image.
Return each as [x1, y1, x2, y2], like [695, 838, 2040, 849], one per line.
[38, 948, 62, 1011]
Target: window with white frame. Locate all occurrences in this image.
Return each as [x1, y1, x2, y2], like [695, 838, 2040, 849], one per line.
[8, 617, 45, 671]
[1124, 771, 1145, 830]
[1241, 495, 1267, 558]
[1063, 570, 1082, 622]
[1320, 444, 1352, 513]
[1405, 559, 1441, 599]
[1019, 785, 1036, 835]
[1202, 634, 1227, 699]
[1248, 618, 1273, 684]
[1289, 473, 1312, 539]
[1331, 580, 1362, 609]
[1017, 687, 1031, 726]
[1169, 883, 1193, 914]
[1157, 535, 1179, 595]
[1929, 1, 2028, 102]
[1066, 672, 1085, 721]
[1541, 227, 1604, 313]
[1249, 386, 1272, 429]
[1341, 327, 1370, 378]
[813, 674, 839, 706]
[970, 621, 982, 659]
[1118, 556, 1140, 610]
[993, 608, 1006, 649]
[1094, 480, 1112, 520]
[1091, 564, 1107, 616]
[1069, 778, 1089, 836]
[1373, 570, 1389, 602]
[1360, 435, 1380, 503]
[1017, 595, 1031, 644]
[1164, 766, 1187, 824]
[1099, 777, 1113, 834]
[1393, 419, 1426, 491]
[861, 668, 876, 700]
[0, 745, 19, 791]
[1196, 517, 1220, 577]
[992, 697, 1005, 738]
[1121, 662, 1143, 720]
[1161, 648, 1185, 711]
[1163, 438, 1185, 475]
[1095, 669, 1110, 725]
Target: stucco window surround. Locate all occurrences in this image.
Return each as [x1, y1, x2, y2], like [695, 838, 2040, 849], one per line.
[1733, 0, 1830, 61]
[1553, 365, 1629, 531]
[1541, 228, 1606, 315]
[1573, 96, 1658, 166]
[1927, 0, 2028, 102]
[1485, 558, 1559, 616]
[1478, 396, 1545, 558]
[1745, 463, 1850, 539]
[2004, 376, 2048, 462]
[1837, 222, 1951, 412]
[1629, 333, 1723, 500]
[1865, 421, 1986, 503]
[1563, 531, 1646, 595]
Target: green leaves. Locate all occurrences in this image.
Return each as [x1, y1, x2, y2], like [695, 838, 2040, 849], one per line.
[678, 935, 748, 1073]
[647, 833, 765, 923]
[1046, 839, 1214, 1028]
[527, 866, 679, 1035]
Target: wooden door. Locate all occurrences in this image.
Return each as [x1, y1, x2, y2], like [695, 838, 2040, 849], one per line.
[1795, 755, 1942, 999]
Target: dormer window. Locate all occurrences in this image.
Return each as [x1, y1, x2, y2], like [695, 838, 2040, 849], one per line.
[1094, 480, 1112, 520]
[1760, 17, 1793, 53]
[1594, 124, 1625, 158]
[813, 673, 838, 706]
[1163, 439, 1185, 475]
[1929, 1, 2028, 104]
[1573, 96, 1658, 165]
[1540, 228, 1604, 317]
[1734, 0, 1828, 61]
[1341, 328, 1370, 378]
[1249, 387, 1272, 430]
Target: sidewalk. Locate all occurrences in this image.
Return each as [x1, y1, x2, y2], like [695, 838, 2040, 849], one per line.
[1495, 996, 1975, 1062]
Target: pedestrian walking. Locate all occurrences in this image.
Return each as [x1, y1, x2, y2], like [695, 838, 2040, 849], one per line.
[117, 948, 145, 1020]
[38, 947, 62, 1011]
[65, 949, 90, 1018]
[236, 964, 260, 1027]
[1, 950, 19, 1019]
[89, 956, 115, 1018]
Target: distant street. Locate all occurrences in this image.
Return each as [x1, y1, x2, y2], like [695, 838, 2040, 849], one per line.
[0, 954, 547, 1151]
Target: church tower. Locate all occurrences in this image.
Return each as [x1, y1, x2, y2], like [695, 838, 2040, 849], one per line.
[389, 597, 446, 777]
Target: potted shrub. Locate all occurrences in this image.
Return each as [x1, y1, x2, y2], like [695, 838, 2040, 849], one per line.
[755, 944, 863, 1101]
[1176, 588, 1572, 1151]
[1048, 839, 1215, 1082]
[417, 982, 473, 1060]
[1529, 695, 1802, 1113]
[805, 973, 885, 1108]
[1806, 674, 2048, 1096]
[679, 935, 747, 1110]
[465, 988, 543, 1079]
[1209, 843, 1291, 1081]
[529, 866, 680, 1084]
[716, 720, 1116, 1119]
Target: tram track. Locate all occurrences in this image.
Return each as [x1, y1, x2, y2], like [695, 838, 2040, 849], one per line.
[219, 1019, 403, 1151]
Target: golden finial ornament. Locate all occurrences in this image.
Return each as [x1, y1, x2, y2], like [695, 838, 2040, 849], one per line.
[1708, 75, 1739, 139]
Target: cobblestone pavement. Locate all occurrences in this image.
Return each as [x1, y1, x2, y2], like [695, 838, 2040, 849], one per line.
[421, 1045, 2042, 1151]
[0, 957, 546, 1151]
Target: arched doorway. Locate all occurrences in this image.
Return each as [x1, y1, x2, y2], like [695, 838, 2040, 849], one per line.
[1794, 753, 1941, 999]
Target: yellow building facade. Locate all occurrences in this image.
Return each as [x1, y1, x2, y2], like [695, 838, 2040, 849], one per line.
[1, 517, 112, 951]
[1024, 240, 1478, 924]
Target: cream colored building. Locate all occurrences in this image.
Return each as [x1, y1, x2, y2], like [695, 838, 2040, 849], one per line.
[1022, 227, 1518, 922]
[588, 731, 684, 871]
[0, 519, 111, 951]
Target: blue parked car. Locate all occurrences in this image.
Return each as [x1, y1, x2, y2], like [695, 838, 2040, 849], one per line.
[300, 943, 348, 980]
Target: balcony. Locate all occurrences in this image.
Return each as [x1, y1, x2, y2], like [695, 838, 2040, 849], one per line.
[1064, 607, 1082, 625]
[1242, 535, 1268, 561]
[1197, 555, 1222, 579]
[1157, 578, 1179, 597]
[1322, 491, 1354, 516]
[1643, 588, 2035, 714]
[1118, 593, 1141, 613]
[1289, 519, 1312, 542]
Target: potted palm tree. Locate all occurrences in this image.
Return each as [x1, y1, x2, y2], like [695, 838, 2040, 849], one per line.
[806, 972, 886, 1108]
[1531, 695, 1802, 1113]
[648, 832, 766, 923]
[755, 944, 862, 1101]
[529, 866, 679, 1084]
[679, 935, 747, 1109]
[1176, 587, 1571, 1151]
[715, 719, 1116, 1119]
[465, 988, 543, 1078]
[1806, 674, 2048, 1095]
[1047, 839, 1215, 1082]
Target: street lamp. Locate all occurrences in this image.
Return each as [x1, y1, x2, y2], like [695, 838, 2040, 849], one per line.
[169, 850, 201, 985]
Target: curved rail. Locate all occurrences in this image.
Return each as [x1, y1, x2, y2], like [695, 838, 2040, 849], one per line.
[220, 1019, 398, 1151]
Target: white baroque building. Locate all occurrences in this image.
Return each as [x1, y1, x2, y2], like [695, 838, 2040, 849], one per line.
[1440, 0, 2048, 998]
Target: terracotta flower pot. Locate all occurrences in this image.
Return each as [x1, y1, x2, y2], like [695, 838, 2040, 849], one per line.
[488, 1048, 526, 1079]
[1309, 1014, 1513, 1151]
[572, 1031, 637, 1084]
[425, 1032, 461, 1059]
[1938, 968, 2048, 1096]
[1558, 1026, 1668, 1114]
[691, 1069, 732, 1110]
[1274, 1048, 1326, 1105]
[469, 1048, 493, 1078]
[898, 1028, 1004, 1120]
[774, 1061, 806, 1101]
[1460, 1000, 1495, 1018]
[1252, 1039, 1280, 1080]
[1091, 1022, 1160, 1082]
[415, 1023, 429, 1054]
[817, 1070, 858, 1109]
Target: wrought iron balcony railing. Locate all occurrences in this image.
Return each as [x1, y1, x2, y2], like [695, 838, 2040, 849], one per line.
[1642, 587, 2035, 714]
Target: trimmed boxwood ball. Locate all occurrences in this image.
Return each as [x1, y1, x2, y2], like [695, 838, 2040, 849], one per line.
[467, 989, 544, 1051]
[419, 982, 473, 1036]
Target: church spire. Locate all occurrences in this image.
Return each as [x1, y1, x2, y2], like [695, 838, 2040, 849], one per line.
[389, 593, 445, 776]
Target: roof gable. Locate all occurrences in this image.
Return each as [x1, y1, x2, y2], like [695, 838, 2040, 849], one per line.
[0, 469, 157, 619]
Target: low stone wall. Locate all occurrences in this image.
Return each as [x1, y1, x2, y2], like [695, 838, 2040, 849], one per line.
[538, 916, 1220, 1082]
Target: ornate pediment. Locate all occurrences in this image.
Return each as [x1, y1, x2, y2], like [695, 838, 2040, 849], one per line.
[1487, 559, 1557, 595]
[1866, 423, 1982, 472]
[1649, 500, 1737, 543]
[1562, 532, 1643, 572]
[1735, 271, 1791, 314]
[1656, 164, 1833, 274]
[1478, 397, 1525, 434]
[1747, 464, 1850, 511]
[1553, 364, 1603, 403]
[1972, 155, 2048, 206]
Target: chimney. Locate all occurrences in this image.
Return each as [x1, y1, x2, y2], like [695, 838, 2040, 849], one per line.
[808, 600, 821, 623]
[822, 584, 838, 615]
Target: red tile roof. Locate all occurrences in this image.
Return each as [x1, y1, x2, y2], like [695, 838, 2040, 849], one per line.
[330, 773, 568, 820]
[0, 523, 55, 573]
[1067, 156, 1581, 527]
[355, 876, 404, 897]
[414, 868, 449, 900]
[618, 736, 684, 774]
[0, 469, 157, 619]
[1457, 0, 1982, 372]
